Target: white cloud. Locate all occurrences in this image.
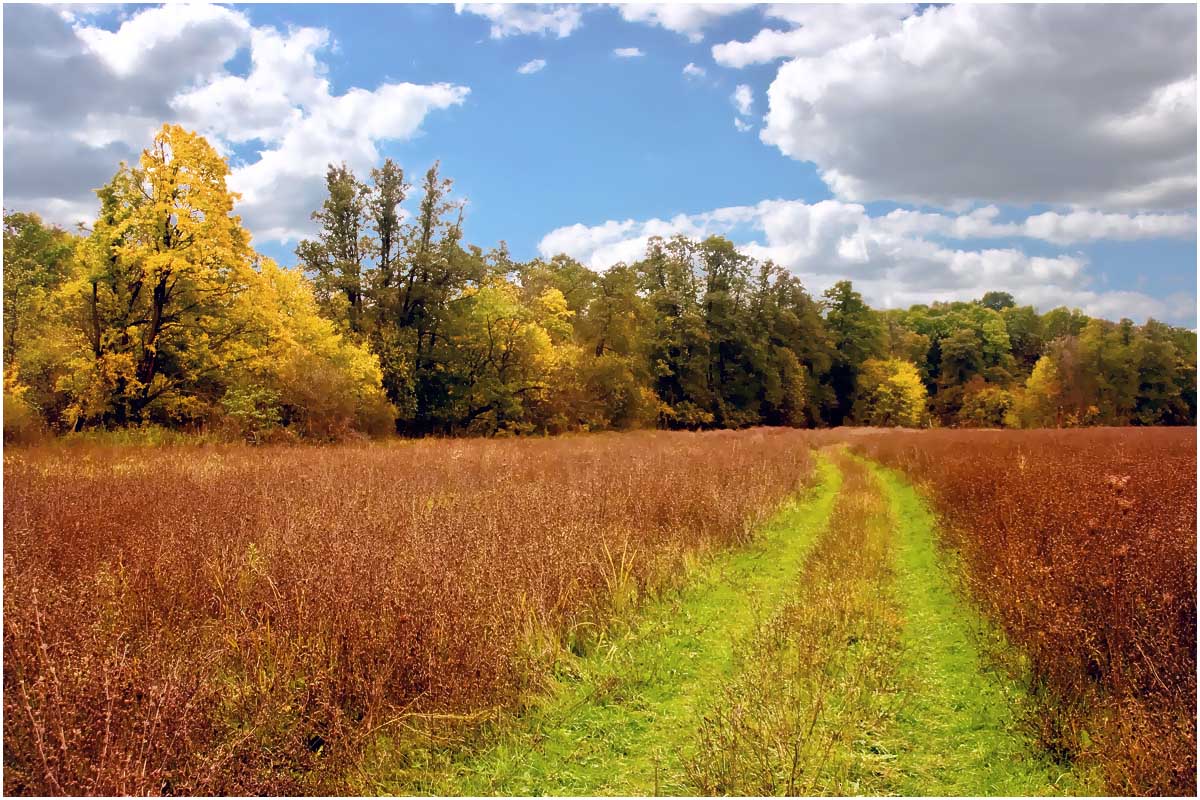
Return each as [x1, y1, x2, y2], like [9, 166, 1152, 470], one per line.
[172, 25, 331, 145]
[517, 58, 547, 75]
[712, 4, 914, 68]
[732, 84, 753, 116]
[613, 47, 644, 58]
[221, 81, 469, 242]
[878, 206, 1197, 246]
[760, 4, 1197, 211]
[74, 3, 251, 76]
[455, 3, 583, 39]
[618, 4, 751, 43]
[734, 118, 753, 133]
[1020, 209, 1197, 245]
[3, 5, 469, 243]
[537, 200, 1196, 323]
[682, 62, 706, 79]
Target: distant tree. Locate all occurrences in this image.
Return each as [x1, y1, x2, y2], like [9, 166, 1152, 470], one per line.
[852, 358, 927, 427]
[441, 279, 563, 434]
[1007, 355, 1064, 428]
[1130, 319, 1187, 425]
[366, 158, 409, 294]
[1169, 327, 1198, 423]
[3, 211, 75, 366]
[979, 290, 1016, 311]
[957, 378, 1014, 427]
[57, 124, 265, 427]
[11, 134, 1198, 439]
[823, 280, 885, 425]
[3, 212, 78, 430]
[882, 311, 931, 379]
[240, 259, 394, 439]
[18, 125, 390, 439]
[1002, 304, 1045, 375]
[1042, 306, 1088, 341]
[517, 254, 598, 316]
[296, 163, 368, 331]
[637, 236, 712, 427]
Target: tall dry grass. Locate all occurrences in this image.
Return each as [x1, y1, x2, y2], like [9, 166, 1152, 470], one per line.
[850, 428, 1196, 795]
[3, 429, 814, 795]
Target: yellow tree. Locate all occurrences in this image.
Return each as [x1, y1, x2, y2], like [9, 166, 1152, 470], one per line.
[240, 259, 395, 439]
[1005, 354, 1064, 428]
[58, 124, 262, 427]
[441, 280, 570, 434]
[852, 358, 928, 427]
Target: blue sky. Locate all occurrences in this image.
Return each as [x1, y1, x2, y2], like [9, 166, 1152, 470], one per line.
[4, 3, 1197, 325]
[232, 3, 827, 256]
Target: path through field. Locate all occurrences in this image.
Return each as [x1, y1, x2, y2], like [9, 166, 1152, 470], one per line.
[373, 450, 1092, 796]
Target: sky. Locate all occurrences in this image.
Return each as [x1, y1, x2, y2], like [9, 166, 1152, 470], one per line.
[4, 2, 1197, 325]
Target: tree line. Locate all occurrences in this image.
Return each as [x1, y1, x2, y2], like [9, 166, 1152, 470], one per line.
[4, 125, 1196, 441]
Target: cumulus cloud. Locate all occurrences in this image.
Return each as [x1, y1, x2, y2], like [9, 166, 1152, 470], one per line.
[613, 47, 644, 58]
[734, 118, 753, 133]
[732, 84, 753, 116]
[759, 4, 1197, 211]
[617, 3, 751, 43]
[537, 200, 1196, 324]
[3, 4, 469, 242]
[217, 80, 468, 242]
[455, 3, 583, 39]
[2, 4, 246, 227]
[682, 62, 706, 79]
[73, 4, 251, 77]
[712, 4, 914, 67]
[517, 58, 547, 75]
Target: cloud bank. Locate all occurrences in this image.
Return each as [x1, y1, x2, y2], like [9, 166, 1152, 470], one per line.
[742, 4, 1196, 210]
[4, 4, 468, 242]
[538, 200, 1196, 324]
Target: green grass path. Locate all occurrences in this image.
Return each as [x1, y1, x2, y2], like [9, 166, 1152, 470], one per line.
[867, 461, 1094, 796]
[376, 455, 842, 796]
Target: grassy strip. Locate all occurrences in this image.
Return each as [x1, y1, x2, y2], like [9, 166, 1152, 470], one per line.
[365, 454, 842, 795]
[687, 451, 901, 794]
[868, 460, 1099, 795]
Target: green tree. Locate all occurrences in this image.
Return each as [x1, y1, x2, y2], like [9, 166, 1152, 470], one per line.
[3, 211, 75, 366]
[1131, 320, 1190, 425]
[637, 236, 712, 427]
[1042, 306, 1088, 341]
[1002, 304, 1045, 375]
[823, 280, 884, 425]
[296, 163, 368, 331]
[978, 290, 1016, 311]
[366, 158, 408, 295]
[957, 378, 1014, 427]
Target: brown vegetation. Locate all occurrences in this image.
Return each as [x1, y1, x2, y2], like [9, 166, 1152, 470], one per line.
[849, 428, 1196, 795]
[3, 429, 814, 795]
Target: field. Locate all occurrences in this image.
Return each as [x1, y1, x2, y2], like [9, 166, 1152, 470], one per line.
[847, 428, 1197, 795]
[3, 428, 1195, 796]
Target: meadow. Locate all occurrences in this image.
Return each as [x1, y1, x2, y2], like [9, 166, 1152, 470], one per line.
[3, 427, 1195, 796]
[847, 428, 1197, 794]
[3, 430, 813, 794]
